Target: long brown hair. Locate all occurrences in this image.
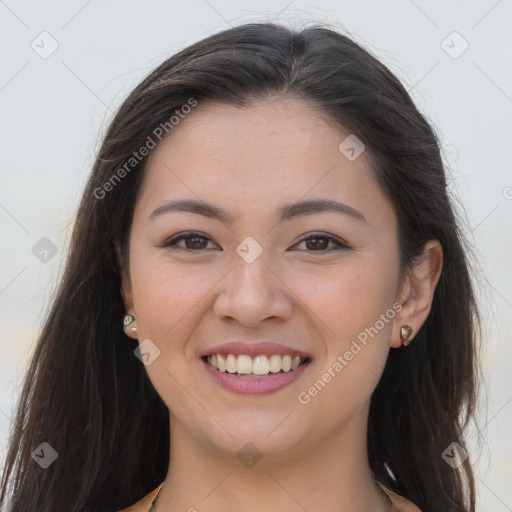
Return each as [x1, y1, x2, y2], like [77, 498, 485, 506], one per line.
[0, 22, 480, 512]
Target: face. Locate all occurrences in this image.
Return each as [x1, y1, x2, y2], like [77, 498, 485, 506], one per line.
[121, 99, 406, 457]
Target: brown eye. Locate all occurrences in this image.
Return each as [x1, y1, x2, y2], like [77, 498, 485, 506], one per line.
[293, 232, 349, 252]
[163, 232, 219, 252]
[304, 237, 329, 250]
[183, 236, 208, 250]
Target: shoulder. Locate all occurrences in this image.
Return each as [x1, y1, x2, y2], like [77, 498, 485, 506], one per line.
[118, 486, 161, 512]
[381, 485, 422, 512]
[120, 484, 420, 512]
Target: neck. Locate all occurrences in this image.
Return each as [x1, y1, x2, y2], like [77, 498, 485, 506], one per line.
[155, 410, 393, 512]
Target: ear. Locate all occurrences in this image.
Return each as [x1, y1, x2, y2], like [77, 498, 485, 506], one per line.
[391, 240, 443, 348]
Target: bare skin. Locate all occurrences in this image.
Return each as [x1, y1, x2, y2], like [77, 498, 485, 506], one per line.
[120, 99, 442, 512]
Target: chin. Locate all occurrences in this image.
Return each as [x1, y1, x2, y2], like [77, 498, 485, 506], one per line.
[196, 413, 312, 459]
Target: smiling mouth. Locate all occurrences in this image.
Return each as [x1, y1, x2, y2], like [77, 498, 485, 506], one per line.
[202, 354, 311, 378]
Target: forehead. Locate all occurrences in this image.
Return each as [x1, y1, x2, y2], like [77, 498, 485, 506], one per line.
[135, 99, 393, 227]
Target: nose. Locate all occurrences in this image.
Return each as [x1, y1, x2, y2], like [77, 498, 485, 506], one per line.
[212, 250, 293, 328]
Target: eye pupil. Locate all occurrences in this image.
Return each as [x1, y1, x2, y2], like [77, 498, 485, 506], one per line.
[186, 236, 207, 249]
[306, 237, 328, 250]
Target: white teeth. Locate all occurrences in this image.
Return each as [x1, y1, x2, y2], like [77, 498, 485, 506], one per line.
[252, 355, 270, 375]
[205, 353, 308, 375]
[226, 354, 237, 374]
[281, 355, 292, 372]
[236, 354, 253, 374]
[269, 354, 282, 373]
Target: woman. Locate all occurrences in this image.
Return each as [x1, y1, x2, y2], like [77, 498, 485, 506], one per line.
[0, 23, 479, 512]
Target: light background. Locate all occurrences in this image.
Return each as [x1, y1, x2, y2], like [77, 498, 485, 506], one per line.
[0, 1, 511, 510]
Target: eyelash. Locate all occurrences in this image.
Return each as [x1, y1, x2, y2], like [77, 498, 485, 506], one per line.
[161, 231, 350, 253]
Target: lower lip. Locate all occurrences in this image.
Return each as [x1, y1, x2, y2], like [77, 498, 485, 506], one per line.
[202, 359, 311, 395]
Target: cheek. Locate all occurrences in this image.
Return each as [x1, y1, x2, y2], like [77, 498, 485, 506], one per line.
[292, 257, 399, 397]
[128, 254, 215, 417]
[128, 250, 212, 354]
[294, 261, 398, 344]
[131, 242, 211, 309]
[291, 270, 397, 424]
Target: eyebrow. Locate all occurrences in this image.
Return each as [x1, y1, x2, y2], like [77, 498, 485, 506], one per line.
[149, 198, 367, 224]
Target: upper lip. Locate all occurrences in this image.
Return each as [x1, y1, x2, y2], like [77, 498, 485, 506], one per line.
[200, 341, 312, 359]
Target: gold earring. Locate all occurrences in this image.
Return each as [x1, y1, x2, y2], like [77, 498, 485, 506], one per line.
[400, 325, 413, 346]
[123, 314, 137, 336]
